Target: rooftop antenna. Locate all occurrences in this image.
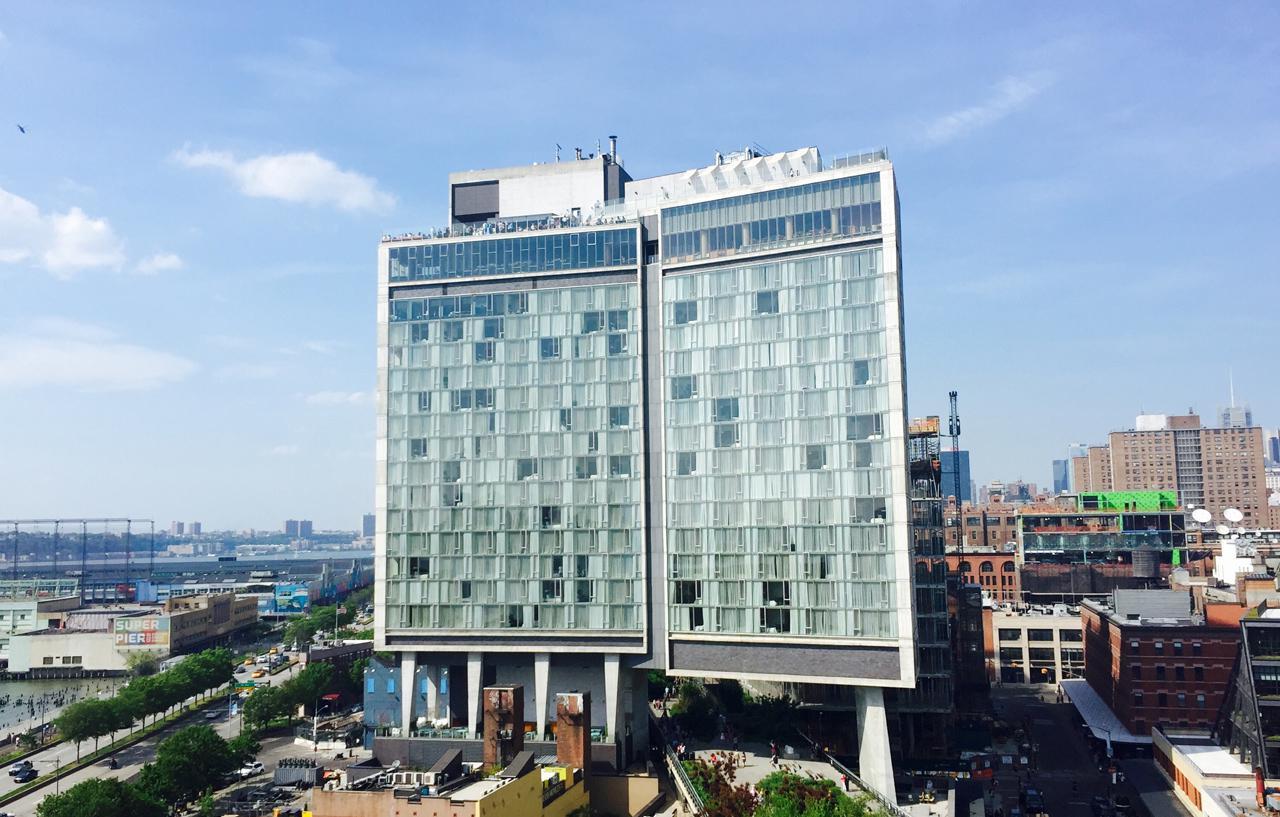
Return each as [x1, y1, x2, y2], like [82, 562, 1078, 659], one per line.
[555, 144, 561, 163]
[1229, 367, 1235, 407]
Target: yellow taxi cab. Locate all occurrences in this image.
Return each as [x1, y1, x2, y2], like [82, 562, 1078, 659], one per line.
[251, 669, 267, 679]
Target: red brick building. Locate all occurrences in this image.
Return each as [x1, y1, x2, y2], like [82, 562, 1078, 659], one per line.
[1081, 590, 1240, 736]
[945, 550, 1020, 603]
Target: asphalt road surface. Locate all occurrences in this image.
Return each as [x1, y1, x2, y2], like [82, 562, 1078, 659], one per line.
[1, 658, 303, 816]
[989, 685, 1191, 817]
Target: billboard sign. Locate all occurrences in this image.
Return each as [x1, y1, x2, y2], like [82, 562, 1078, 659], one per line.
[113, 616, 170, 648]
[274, 583, 310, 614]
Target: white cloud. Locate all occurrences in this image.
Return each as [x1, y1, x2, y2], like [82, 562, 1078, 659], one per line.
[921, 72, 1053, 147]
[0, 186, 125, 278]
[304, 390, 370, 405]
[0, 318, 195, 391]
[135, 252, 185, 275]
[266, 444, 300, 457]
[172, 147, 394, 212]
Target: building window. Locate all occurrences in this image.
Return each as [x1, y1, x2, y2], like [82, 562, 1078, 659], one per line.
[442, 321, 464, 342]
[715, 423, 741, 448]
[1154, 640, 1164, 654]
[674, 300, 698, 325]
[609, 455, 631, 477]
[1133, 691, 1143, 706]
[755, 290, 779, 315]
[805, 445, 827, 470]
[607, 333, 628, 355]
[1177, 692, 1186, 707]
[387, 679, 396, 694]
[676, 452, 697, 475]
[540, 337, 561, 359]
[1173, 640, 1184, 656]
[1194, 666, 1204, 681]
[1192, 642, 1202, 656]
[609, 406, 631, 428]
[1155, 665, 1166, 681]
[607, 310, 628, 331]
[999, 629, 1021, 642]
[1130, 665, 1142, 680]
[1028, 629, 1053, 642]
[474, 341, 495, 362]
[1175, 666, 1185, 681]
[581, 311, 604, 334]
[1158, 692, 1167, 706]
[517, 458, 538, 480]
[1196, 694, 1206, 708]
[366, 677, 375, 693]
[671, 376, 697, 400]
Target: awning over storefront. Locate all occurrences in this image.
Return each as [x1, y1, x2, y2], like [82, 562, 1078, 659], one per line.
[1061, 678, 1152, 746]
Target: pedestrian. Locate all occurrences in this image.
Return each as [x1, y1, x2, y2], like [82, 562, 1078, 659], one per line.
[842, 773, 850, 792]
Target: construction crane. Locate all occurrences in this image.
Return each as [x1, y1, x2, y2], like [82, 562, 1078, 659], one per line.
[948, 391, 962, 555]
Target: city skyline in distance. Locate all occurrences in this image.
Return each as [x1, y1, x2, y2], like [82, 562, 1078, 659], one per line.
[1, 3, 1278, 529]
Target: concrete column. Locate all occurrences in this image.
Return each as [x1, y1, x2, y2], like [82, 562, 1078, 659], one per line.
[603, 653, 620, 742]
[467, 652, 483, 738]
[856, 687, 895, 803]
[534, 653, 550, 739]
[425, 665, 439, 725]
[399, 651, 416, 735]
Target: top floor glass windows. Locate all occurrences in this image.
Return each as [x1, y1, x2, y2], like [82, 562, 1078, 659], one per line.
[662, 173, 881, 264]
[389, 227, 638, 283]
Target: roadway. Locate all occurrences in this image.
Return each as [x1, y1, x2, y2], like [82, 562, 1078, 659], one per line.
[0, 657, 304, 816]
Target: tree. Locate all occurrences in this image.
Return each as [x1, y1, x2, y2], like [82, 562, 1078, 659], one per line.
[228, 732, 261, 767]
[37, 778, 165, 817]
[242, 685, 289, 729]
[286, 662, 335, 713]
[755, 772, 873, 817]
[125, 651, 160, 677]
[54, 701, 95, 760]
[137, 725, 236, 808]
[680, 753, 759, 817]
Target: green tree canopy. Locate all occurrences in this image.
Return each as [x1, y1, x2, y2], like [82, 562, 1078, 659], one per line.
[137, 725, 237, 807]
[37, 778, 166, 817]
[241, 685, 290, 729]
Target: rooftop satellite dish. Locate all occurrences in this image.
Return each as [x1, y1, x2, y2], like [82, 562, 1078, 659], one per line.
[1225, 508, 1244, 523]
[1216, 524, 1231, 536]
[1236, 527, 1247, 536]
[1192, 508, 1213, 524]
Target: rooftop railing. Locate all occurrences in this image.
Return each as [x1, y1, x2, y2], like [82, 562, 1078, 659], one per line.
[381, 211, 634, 244]
[823, 149, 890, 170]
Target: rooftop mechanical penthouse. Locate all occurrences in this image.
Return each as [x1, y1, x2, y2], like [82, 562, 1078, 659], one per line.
[374, 141, 914, 799]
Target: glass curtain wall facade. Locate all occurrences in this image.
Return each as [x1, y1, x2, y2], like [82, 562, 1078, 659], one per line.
[662, 248, 898, 639]
[384, 281, 645, 635]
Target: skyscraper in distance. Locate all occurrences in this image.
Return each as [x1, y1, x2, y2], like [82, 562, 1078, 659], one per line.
[362, 513, 376, 539]
[1052, 459, 1069, 493]
[376, 142, 913, 797]
[941, 449, 972, 503]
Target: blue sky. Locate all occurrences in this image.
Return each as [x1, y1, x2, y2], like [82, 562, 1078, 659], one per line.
[1, 3, 1277, 529]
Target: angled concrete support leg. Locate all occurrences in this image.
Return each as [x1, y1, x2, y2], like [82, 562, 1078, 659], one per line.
[425, 665, 439, 725]
[535, 652, 550, 739]
[400, 652, 416, 735]
[856, 686, 896, 804]
[467, 652, 483, 739]
[603, 653, 620, 743]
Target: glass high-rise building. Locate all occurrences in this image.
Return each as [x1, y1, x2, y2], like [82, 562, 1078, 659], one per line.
[375, 144, 913, 797]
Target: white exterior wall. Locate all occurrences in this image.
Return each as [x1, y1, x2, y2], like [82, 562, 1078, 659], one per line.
[990, 612, 1084, 683]
[8, 631, 128, 674]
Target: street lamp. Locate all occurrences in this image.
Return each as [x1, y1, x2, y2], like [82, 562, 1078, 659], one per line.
[39, 757, 62, 796]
